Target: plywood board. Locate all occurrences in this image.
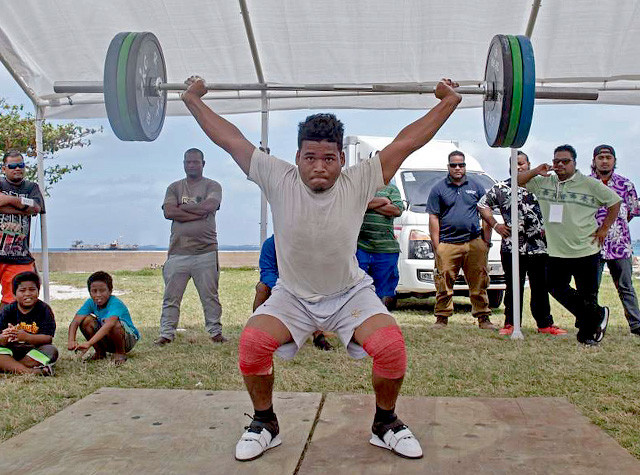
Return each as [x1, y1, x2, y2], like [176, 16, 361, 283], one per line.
[0, 388, 320, 475]
[298, 394, 640, 475]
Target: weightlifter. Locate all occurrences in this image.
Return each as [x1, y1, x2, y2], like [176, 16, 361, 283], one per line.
[181, 75, 462, 461]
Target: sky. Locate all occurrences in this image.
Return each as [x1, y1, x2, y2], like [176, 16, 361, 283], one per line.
[3, 64, 640, 249]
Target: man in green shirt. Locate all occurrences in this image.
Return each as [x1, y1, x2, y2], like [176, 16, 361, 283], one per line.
[356, 182, 404, 310]
[518, 144, 621, 346]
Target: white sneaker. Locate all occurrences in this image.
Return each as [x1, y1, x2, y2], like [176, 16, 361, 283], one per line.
[595, 306, 609, 343]
[235, 418, 282, 462]
[370, 419, 423, 459]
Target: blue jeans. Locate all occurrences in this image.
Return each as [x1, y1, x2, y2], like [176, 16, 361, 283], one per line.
[597, 257, 640, 332]
[355, 249, 399, 298]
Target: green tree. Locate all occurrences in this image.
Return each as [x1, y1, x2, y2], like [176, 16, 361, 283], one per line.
[0, 98, 101, 193]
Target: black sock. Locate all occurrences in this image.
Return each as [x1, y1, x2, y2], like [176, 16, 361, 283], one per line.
[254, 406, 275, 421]
[374, 405, 397, 424]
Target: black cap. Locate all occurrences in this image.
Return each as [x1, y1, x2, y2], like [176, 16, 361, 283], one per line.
[593, 144, 615, 158]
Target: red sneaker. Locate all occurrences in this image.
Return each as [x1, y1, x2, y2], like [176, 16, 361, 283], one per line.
[537, 325, 568, 335]
[499, 324, 514, 335]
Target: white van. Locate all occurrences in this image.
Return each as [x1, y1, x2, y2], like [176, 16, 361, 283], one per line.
[344, 135, 506, 308]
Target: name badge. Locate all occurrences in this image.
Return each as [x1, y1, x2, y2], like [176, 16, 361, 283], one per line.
[549, 204, 563, 223]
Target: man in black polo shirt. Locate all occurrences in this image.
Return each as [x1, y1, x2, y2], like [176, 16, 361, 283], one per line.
[426, 151, 496, 330]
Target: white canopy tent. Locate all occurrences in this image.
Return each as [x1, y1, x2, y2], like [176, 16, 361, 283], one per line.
[1, 0, 639, 336]
[3, 0, 640, 117]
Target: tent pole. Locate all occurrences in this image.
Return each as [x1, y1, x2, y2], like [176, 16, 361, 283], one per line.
[239, 0, 268, 245]
[238, 0, 265, 83]
[259, 92, 269, 245]
[510, 148, 523, 340]
[525, 0, 542, 38]
[35, 105, 50, 303]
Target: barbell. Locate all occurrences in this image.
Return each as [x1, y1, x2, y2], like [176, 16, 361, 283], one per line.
[53, 32, 599, 147]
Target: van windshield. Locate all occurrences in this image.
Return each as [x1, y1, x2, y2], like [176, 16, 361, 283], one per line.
[401, 170, 496, 213]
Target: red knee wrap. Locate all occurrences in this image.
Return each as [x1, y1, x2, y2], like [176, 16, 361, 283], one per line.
[362, 325, 407, 379]
[238, 327, 280, 376]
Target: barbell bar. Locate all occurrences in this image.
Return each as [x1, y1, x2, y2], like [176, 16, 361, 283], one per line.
[52, 32, 600, 146]
[53, 80, 599, 100]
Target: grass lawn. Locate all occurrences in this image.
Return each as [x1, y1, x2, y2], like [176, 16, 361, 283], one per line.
[2, 268, 640, 458]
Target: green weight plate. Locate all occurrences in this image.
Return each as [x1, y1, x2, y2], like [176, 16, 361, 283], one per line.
[116, 32, 138, 141]
[104, 33, 129, 141]
[512, 35, 535, 148]
[483, 34, 513, 148]
[126, 32, 167, 142]
[124, 33, 147, 141]
[503, 35, 523, 148]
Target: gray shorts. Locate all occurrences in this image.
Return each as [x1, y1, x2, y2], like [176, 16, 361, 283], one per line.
[252, 275, 392, 360]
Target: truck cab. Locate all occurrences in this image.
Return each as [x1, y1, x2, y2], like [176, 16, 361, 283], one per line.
[344, 135, 506, 308]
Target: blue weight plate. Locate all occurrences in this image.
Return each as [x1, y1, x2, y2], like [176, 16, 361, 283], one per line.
[512, 35, 535, 148]
[483, 34, 513, 148]
[126, 32, 167, 142]
[103, 32, 130, 141]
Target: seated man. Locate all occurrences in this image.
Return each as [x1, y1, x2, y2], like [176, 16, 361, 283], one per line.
[68, 271, 140, 365]
[0, 271, 57, 376]
[253, 234, 333, 350]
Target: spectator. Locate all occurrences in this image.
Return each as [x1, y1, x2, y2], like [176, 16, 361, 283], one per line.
[478, 151, 566, 335]
[0, 151, 45, 310]
[426, 150, 496, 330]
[356, 173, 404, 310]
[0, 271, 57, 375]
[154, 148, 226, 346]
[518, 144, 621, 346]
[68, 271, 140, 365]
[591, 144, 640, 336]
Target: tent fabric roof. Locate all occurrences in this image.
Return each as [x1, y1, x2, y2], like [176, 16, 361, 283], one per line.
[2, 0, 640, 119]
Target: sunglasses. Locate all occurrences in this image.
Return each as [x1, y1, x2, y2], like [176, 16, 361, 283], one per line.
[5, 162, 25, 170]
[552, 158, 573, 166]
[448, 163, 466, 168]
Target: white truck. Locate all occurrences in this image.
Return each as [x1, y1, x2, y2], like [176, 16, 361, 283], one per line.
[344, 135, 506, 308]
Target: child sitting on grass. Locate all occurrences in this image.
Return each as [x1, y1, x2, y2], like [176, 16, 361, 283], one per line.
[68, 271, 140, 365]
[0, 271, 57, 376]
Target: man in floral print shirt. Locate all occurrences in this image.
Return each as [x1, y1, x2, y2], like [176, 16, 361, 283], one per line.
[478, 151, 566, 336]
[591, 144, 640, 336]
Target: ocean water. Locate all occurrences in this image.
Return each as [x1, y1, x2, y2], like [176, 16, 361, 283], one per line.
[34, 245, 260, 252]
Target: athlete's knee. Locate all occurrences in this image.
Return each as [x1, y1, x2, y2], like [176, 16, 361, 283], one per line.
[238, 327, 280, 376]
[362, 325, 406, 379]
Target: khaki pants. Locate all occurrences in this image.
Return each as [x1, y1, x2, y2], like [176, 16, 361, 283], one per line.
[434, 237, 490, 318]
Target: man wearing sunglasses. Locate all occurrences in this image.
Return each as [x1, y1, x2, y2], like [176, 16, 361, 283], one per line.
[426, 150, 496, 330]
[0, 151, 44, 310]
[518, 145, 621, 346]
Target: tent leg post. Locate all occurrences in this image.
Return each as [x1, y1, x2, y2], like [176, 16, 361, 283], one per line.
[259, 92, 269, 245]
[35, 105, 50, 303]
[510, 147, 523, 340]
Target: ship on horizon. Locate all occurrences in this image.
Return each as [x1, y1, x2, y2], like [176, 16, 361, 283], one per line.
[70, 238, 139, 251]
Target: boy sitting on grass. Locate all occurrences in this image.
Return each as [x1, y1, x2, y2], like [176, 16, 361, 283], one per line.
[0, 271, 57, 376]
[68, 271, 140, 365]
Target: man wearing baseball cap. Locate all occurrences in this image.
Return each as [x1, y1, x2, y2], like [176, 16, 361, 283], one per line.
[591, 145, 640, 336]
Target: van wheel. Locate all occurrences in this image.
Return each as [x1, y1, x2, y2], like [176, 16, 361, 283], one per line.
[488, 290, 504, 308]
